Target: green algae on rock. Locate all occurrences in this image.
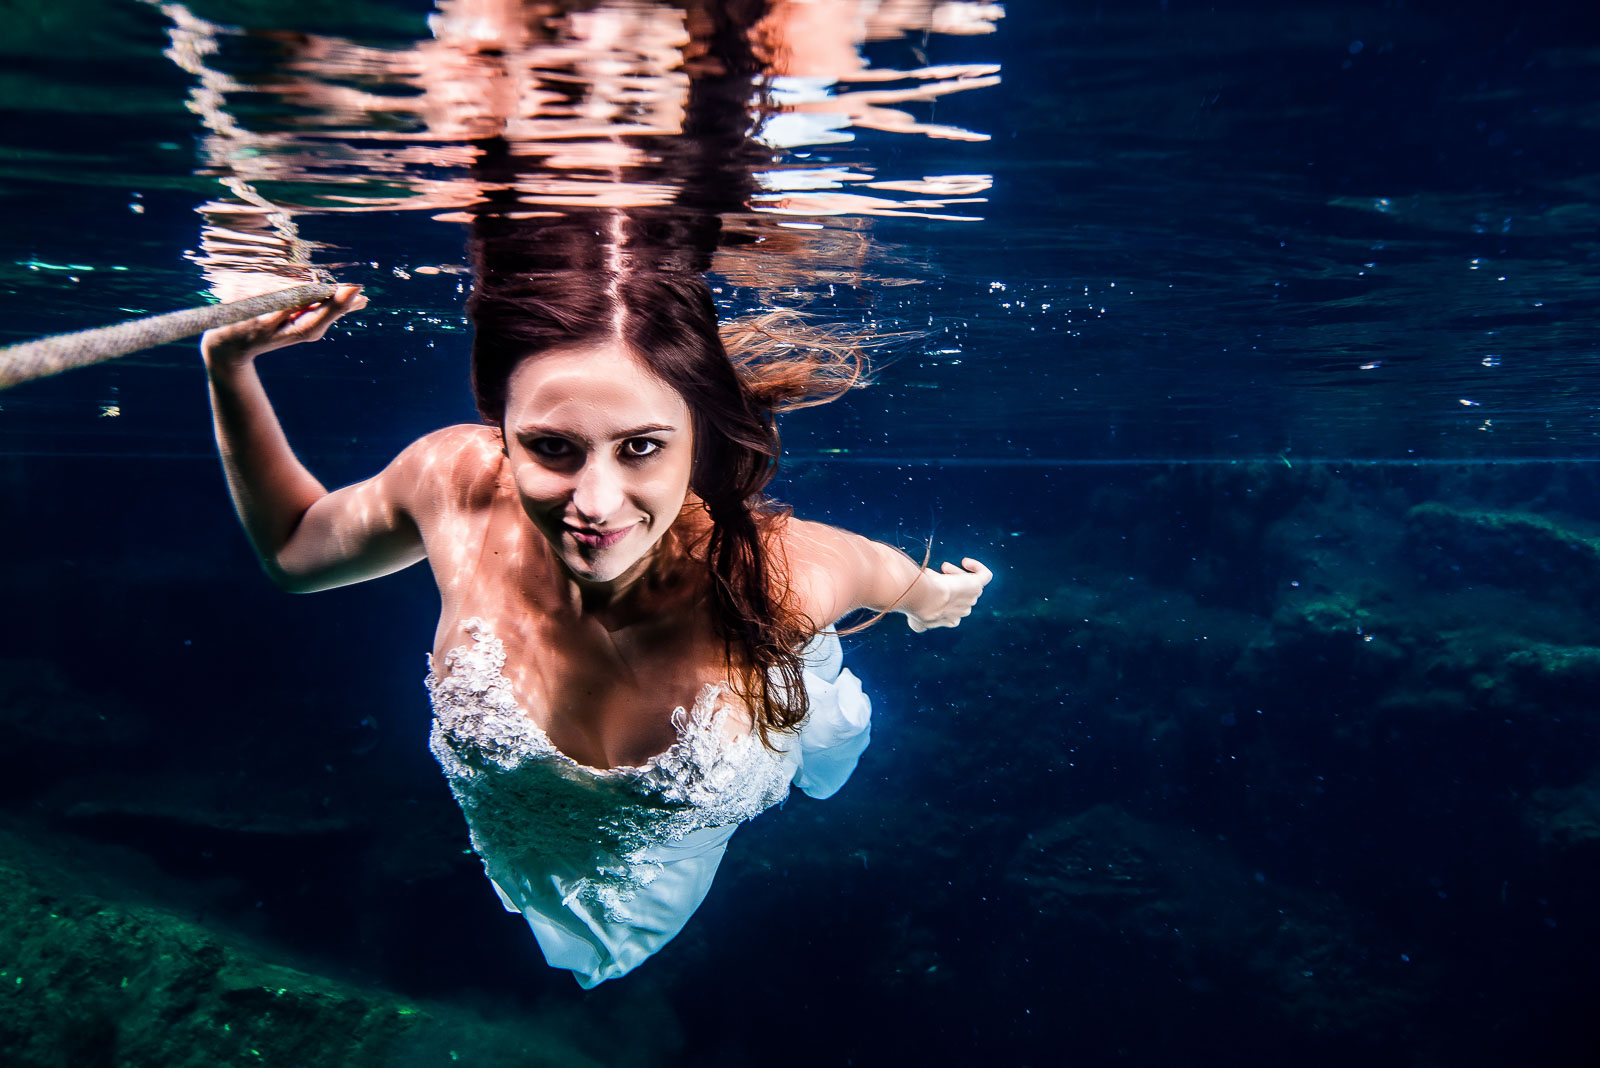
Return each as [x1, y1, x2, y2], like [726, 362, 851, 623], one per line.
[1405, 502, 1600, 598]
[0, 834, 597, 1068]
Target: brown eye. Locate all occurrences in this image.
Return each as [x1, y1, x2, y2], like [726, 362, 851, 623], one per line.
[623, 438, 662, 458]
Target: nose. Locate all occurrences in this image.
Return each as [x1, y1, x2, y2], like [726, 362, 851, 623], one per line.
[570, 456, 624, 524]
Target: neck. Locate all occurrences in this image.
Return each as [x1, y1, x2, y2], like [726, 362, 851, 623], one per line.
[563, 540, 699, 630]
[569, 553, 654, 616]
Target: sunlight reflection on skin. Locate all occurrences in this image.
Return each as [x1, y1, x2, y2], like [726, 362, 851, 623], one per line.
[279, 393, 755, 769]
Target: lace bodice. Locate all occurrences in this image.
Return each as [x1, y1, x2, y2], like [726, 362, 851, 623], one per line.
[426, 618, 796, 919]
[425, 616, 872, 987]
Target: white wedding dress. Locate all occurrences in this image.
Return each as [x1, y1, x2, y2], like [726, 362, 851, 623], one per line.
[426, 618, 872, 987]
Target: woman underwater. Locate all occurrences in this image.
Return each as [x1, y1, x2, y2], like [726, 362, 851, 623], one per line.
[198, 208, 992, 986]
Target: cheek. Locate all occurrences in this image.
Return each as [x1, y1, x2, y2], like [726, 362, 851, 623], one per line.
[644, 461, 693, 513]
[513, 466, 567, 510]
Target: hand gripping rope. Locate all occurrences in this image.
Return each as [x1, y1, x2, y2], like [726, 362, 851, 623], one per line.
[0, 282, 335, 392]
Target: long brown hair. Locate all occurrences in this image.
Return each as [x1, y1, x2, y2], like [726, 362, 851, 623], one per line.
[468, 210, 865, 743]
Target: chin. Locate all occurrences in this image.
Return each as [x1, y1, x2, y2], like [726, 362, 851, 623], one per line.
[560, 547, 649, 585]
[564, 557, 623, 583]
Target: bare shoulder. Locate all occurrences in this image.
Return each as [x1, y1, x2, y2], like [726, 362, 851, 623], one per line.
[769, 515, 869, 626]
[774, 515, 860, 564]
[389, 423, 506, 519]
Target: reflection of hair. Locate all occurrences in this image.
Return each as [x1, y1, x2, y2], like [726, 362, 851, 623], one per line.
[468, 211, 866, 743]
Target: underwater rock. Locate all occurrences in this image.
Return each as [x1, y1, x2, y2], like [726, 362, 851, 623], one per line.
[1404, 502, 1600, 599]
[1008, 805, 1423, 1041]
[1235, 592, 1407, 695]
[1062, 462, 1402, 616]
[0, 828, 600, 1068]
[1504, 642, 1600, 694]
[1527, 774, 1600, 852]
[1009, 803, 1171, 912]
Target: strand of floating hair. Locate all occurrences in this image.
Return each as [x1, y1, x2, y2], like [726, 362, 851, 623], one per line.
[0, 283, 335, 391]
[604, 210, 627, 339]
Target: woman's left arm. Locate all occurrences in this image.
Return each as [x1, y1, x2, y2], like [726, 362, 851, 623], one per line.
[782, 518, 992, 631]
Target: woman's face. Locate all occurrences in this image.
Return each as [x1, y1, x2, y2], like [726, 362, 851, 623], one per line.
[502, 342, 695, 588]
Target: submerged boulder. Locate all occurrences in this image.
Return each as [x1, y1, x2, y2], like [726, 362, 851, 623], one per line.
[1504, 643, 1600, 695]
[1235, 592, 1407, 696]
[1404, 502, 1600, 599]
[1528, 773, 1600, 852]
[1009, 803, 1173, 913]
[0, 828, 602, 1068]
[1008, 805, 1424, 1042]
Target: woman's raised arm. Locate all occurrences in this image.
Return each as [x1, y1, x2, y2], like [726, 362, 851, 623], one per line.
[782, 518, 992, 632]
[202, 285, 429, 593]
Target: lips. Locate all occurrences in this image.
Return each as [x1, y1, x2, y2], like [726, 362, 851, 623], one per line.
[564, 523, 634, 550]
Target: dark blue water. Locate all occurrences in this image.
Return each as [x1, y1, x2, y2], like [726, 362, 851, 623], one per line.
[3, 2, 1600, 1066]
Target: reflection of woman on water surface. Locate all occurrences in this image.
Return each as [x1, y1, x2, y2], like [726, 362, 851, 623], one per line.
[186, 0, 997, 987]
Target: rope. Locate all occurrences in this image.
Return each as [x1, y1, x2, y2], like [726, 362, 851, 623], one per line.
[0, 282, 336, 392]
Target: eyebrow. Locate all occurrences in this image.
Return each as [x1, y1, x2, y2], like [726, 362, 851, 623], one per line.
[513, 423, 679, 439]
